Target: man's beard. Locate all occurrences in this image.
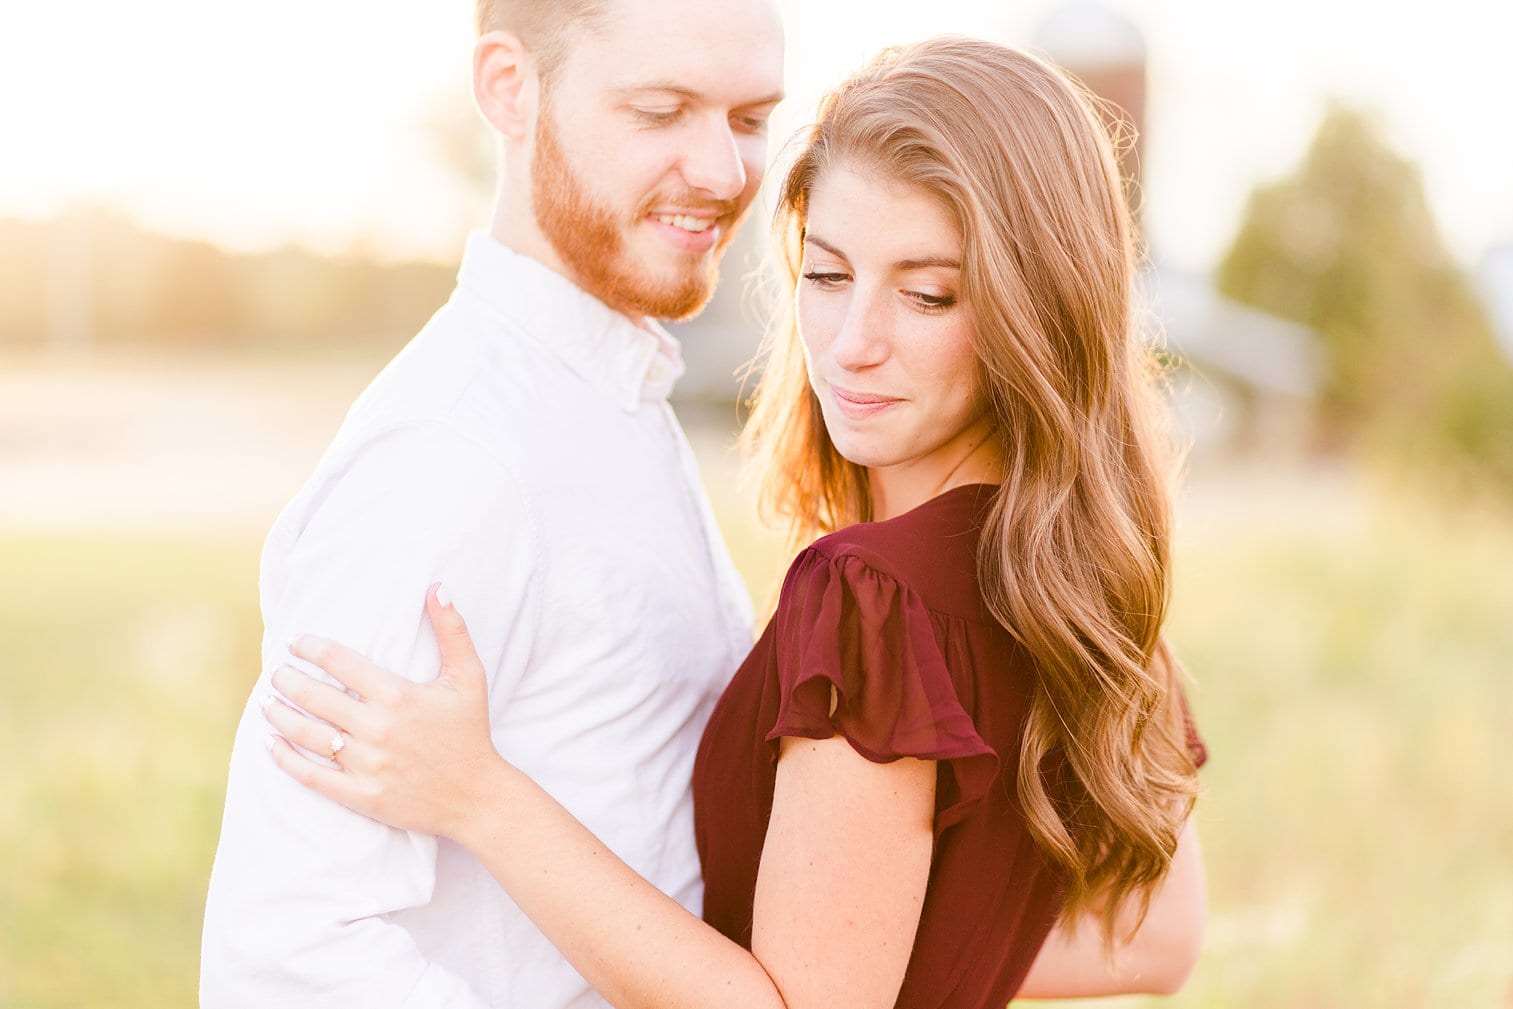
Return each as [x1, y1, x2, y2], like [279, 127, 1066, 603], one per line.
[531, 105, 747, 322]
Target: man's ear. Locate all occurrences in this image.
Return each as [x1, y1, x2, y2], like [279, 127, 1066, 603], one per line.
[474, 30, 538, 140]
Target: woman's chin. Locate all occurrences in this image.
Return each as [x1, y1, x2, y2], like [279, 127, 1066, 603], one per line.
[828, 437, 897, 471]
[823, 411, 914, 471]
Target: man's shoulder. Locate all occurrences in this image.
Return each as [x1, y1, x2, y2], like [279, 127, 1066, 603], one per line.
[297, 401, 523, 521]
[348, 315, 523, 432]
[331, 306, 560, 470]
[265, 412, 537, 575]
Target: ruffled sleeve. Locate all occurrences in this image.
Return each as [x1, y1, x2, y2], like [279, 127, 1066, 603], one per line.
[764, 547, 1000, 835]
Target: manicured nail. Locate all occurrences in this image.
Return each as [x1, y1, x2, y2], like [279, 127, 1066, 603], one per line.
[259, 693, 274, 712]
[435, 583, 452, 608]
[265, 734, 277, 752]
[286, 634, 303, 655]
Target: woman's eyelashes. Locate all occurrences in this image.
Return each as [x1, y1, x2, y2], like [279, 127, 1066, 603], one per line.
[801, 270, 849, 288]
[801, 270, 958, 315]
[908, 291, 957, 314]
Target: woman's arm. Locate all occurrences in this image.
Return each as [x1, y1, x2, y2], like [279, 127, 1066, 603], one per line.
[446, 735, 933, 1009]
[1016, 817, 1206, 999]
[266, 587, 934, 1009]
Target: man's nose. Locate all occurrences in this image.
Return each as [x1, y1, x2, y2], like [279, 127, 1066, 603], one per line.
[680, 118, 747, 202]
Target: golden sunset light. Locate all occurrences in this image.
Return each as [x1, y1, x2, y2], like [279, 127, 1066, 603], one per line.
[4, 4, 1512, 1007]
[5, 1, 1512, 265]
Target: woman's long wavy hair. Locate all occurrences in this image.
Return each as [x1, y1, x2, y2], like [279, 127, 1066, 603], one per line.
[741, 37, 1200, 941]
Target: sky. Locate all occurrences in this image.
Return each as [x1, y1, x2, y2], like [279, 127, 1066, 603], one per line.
[4, 0, 1511, 272]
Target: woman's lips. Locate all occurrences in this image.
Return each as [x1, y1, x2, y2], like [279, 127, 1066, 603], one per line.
[829, 383, 902, 420]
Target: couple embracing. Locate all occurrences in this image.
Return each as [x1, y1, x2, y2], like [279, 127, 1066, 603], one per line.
[201, 1, 1208, 1006]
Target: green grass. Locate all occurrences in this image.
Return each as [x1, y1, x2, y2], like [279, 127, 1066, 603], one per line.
[0, 534, 262, 1009]
[1025, 487, 1513, 1009]
[2, 486, 1510, 1007]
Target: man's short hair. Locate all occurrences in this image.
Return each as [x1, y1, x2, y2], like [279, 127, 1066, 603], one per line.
[475, 0, 610, 83]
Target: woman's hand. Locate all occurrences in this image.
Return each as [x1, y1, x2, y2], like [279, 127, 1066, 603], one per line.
[1017, 817, 1206, 998]
[262, 583, 502, 839]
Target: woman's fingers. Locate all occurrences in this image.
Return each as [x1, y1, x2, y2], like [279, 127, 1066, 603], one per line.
[270, 664, 368, 729]
[426, 583, 486, 687]
[288, 633, 399, 700]
[263, 694, 347, 760]
[262, 586, 501, 837]
[267, 735, 366, 809]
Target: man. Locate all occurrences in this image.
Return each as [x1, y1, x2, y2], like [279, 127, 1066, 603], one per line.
[200, 1, 785, 1005]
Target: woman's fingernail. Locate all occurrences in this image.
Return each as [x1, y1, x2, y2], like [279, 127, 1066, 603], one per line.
[259, 693, 274, 712]
[286, 634, 303, 655]
[265, 734, 277, 752]
[435, 583, 452, 608]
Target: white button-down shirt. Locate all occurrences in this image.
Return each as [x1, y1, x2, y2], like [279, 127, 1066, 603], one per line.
[201, 233, 755, 1008]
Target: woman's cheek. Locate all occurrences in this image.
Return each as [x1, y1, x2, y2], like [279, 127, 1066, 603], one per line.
[796, 298, 830, 367]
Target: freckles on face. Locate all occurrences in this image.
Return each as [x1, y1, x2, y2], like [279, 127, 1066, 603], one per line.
[795, 166, 987, 470]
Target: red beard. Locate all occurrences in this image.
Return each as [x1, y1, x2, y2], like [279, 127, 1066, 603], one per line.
[530, 102, 747, 322]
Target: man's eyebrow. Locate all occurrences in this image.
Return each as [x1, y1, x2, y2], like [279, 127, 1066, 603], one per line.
[612, 82, 785, 107]
[737, 91, 785, 109]
[612, 82, 698, 100]
[805, 233, 959, 271]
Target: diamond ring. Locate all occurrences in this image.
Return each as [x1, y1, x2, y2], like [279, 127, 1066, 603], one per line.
[329, 731, 347, 760]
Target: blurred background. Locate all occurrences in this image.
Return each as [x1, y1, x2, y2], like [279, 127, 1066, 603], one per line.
[3, 1, 1511, 1006]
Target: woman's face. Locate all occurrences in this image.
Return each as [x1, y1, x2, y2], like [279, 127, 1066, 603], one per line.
[797, 166, 992, 485]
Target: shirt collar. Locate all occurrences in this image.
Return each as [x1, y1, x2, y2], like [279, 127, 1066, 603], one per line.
[456, 231, 686, 411]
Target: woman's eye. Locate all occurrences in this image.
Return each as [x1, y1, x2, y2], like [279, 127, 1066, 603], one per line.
[908, 291, 957, 314]
[802, 271, 849, 288]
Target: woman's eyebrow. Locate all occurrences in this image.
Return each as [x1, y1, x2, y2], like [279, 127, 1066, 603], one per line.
[806, 234, 959, 271]
[892, 254, 961, 270]
[804, 234, 848, 261]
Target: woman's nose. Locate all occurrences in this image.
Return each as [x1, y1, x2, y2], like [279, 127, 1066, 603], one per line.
[829, 291, 890, 371]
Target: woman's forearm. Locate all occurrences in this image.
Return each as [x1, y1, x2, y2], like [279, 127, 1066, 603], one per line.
[455, 756, 787, 1009]
[269, 599, 930, 1008]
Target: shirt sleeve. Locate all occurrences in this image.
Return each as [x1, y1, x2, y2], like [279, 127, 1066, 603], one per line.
[200, 421, 541, 1008]
[763, 546, 1000, 837]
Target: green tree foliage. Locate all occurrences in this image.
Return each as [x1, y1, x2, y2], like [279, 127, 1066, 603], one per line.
[1216, 104, 1513, 489]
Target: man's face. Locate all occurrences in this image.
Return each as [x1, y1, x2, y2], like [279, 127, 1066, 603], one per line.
[528, 0, 784, 321]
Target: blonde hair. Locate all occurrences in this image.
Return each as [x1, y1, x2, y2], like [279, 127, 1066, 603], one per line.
[741, 36, 1199, 942]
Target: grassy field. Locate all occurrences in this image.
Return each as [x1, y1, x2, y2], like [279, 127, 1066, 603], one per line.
[0, 534, 263, 1008]
[1033, 483, 1513, 1009]
[1, 483, 1510, 1007]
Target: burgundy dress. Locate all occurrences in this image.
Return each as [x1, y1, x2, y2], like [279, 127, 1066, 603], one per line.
[692, 483, 1204, 1007]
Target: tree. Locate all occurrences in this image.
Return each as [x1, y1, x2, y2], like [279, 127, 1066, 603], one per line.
[1217, 103, 1513, 488]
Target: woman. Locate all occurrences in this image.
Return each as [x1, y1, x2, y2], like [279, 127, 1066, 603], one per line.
[264, 36, 1207, 1007]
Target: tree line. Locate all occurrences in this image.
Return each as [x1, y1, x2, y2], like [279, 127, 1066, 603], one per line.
[0, 210, 453, 350]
